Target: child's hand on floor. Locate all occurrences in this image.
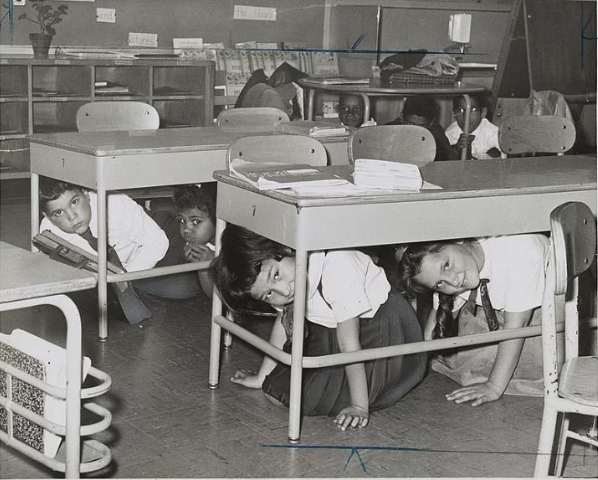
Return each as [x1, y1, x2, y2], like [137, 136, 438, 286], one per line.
[230, 369, 264, 389]
[184, 241, 215, 263]
[334, 405, 369, 431]
[445, 381, 502, 406]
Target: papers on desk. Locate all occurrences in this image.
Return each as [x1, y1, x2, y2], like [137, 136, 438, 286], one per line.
[305, 76, 370, 85]
[229, 159, 350, 191]
[273, 120, 348, 138]
[353, 159, 441, 191]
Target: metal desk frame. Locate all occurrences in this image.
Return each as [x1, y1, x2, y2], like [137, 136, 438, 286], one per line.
[209, 156, 597, 443]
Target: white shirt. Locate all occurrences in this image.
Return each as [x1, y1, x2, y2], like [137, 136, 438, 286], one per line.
[445, 118, 501, 160]
[305, 250, 390, 328]
[40, 191, 169, 272]
[433, 235, 549, 313]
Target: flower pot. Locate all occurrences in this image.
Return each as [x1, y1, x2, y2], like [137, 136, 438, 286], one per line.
[29, 33, 53, 58]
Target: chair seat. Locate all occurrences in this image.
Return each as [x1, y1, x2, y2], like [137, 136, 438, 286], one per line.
[559, 356, 598, 406]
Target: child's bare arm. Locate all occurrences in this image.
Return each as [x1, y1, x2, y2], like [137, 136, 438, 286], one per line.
[230, 314, 286, 389]
[334, 317, 369, 430]
[446, 309, 533, 406]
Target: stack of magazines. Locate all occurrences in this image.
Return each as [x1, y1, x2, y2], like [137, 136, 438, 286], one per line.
[353, 159, 424, 191]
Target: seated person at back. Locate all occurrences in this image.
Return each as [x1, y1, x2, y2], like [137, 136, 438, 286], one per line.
[136, 184, 217, 300]
[445, 94, 501, 160]
[339, 93, 365, 129]
[386, 96, 458, 161]
[39, 177, 169, 273]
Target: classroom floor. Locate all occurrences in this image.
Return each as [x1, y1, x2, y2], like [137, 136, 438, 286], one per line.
[1, 188, 597, 479]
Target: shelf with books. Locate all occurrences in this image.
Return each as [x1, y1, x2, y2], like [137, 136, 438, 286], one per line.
[0, 56, 215, 181]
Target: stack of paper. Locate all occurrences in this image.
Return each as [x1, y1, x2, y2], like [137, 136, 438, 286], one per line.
[229, 158, 349, 191]
[274, 120, 348, 138]
[353, 159, 424, 191]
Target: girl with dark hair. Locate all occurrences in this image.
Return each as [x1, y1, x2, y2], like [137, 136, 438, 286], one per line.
[397, 234, 549, 406]
[210, 224, 426, 431]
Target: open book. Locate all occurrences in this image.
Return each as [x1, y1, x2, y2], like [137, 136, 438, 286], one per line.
[273, 120, 348, 138]
[229, 159, 350, 191]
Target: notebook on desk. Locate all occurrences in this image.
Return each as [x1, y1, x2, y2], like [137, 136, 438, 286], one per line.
[304, 76, 370, 85]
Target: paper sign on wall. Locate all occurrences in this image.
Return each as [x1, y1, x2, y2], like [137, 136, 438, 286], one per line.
[128, 32, 158, 48]
[233, 5, 276, 21]
[173, 38, 204, 53]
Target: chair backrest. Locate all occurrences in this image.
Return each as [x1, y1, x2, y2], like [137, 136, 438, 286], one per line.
[76, 101, 160, 132]
[217, 107, 290, 130]
[498, 115, 576, 156]
[545, 201, 596, 365]
[226, 134, 328, 169]
[348, 125, 436, 167]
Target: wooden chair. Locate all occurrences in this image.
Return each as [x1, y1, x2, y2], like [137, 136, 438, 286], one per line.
[76, 102, 171, 204]
[535, 201, 598, 477]
[498, 115, 576, 158]
[226, 134, 328, 169]
[348, 125, 436, 166]
[76, 101, 160, 132]
[217, 107, 289, 132]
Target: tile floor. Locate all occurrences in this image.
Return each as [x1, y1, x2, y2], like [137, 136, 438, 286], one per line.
[1, 190, 597, 478]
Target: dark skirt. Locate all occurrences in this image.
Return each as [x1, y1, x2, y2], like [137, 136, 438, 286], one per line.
[262, 288, 427, 417]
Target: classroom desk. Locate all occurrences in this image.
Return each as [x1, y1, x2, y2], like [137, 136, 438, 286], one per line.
[209, 155, 597, 443]
[28, 127, 348, 340]
[0, 242, 112, 478]
[298, 79, 488, 160]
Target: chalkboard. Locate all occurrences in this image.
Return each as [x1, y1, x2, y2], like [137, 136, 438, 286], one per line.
[492, 0, 596, 100]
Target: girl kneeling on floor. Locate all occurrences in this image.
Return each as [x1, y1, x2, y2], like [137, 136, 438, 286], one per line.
[210, 224, 426, 431]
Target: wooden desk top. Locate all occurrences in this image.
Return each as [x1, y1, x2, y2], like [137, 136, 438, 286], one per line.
[298, 78, 488, 96]
[214, 155, 597, 208]
[0, 242, 97, 303]
[28, 126, 347, 157]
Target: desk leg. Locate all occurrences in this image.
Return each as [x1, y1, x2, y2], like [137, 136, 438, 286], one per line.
[31, 173, 40, 252]
[0, 294, 83, 478]
[208, 218, 227, 389]
[360, 94, 371, 124]
[97, 184, 108, 340]
[307, 88, 315, 120]
[288, 248, 308, 443]
[460, 94, 471, 161]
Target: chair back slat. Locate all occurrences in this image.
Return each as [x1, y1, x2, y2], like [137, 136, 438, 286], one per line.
[217, 107, 289, 130]
[498, 115, 576, 156]
[76, 101, 160, 132]
[348, 125, 436, 166]
[226, 135, 328, 169]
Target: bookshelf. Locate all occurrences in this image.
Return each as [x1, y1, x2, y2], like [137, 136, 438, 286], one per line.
[0, 56, 215, 180]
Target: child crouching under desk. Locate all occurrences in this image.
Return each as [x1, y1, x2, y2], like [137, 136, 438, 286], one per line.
[210, 224, 426, 431]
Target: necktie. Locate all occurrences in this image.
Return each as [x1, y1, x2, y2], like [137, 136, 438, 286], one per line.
[79, 228, 124, 271]
[79, 228, 152, 324]
[479, 278, 500, 331]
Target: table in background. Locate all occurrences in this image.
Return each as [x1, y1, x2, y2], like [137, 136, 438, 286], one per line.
[28, 127, 348, 340]
[0, 242, 112, 478]
[298, 79, 488, 159]
[210, 155, 597, 443]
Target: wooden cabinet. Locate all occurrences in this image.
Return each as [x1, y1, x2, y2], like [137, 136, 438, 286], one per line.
[0, 56, 215, 180]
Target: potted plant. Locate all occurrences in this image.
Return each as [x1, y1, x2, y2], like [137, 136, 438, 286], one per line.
[18, 0, 68, 58]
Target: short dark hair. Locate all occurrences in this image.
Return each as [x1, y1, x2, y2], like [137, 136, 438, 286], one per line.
[339, 93, 364, 106]
[402, 96, 437, 122]
[452, 93, 489, 111]
[173, 183, 217, 223]
[39, 177, 83, 213]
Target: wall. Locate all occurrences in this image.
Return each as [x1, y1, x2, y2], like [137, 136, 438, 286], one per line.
[1, 0, 326, 49]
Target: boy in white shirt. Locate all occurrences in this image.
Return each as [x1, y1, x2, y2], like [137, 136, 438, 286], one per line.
[445, 94, 502, 160]
[39, 177, 169, 323]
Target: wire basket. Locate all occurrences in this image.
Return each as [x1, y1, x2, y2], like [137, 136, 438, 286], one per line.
[385, 71, 458, 86]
